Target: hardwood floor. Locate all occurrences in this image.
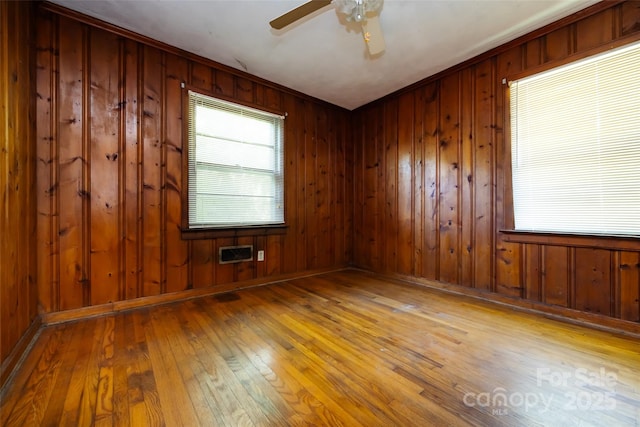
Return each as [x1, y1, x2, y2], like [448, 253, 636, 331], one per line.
[1, 269, 639, 426]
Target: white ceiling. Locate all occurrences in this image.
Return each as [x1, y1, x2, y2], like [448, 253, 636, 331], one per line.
[48, 0, 599, 110]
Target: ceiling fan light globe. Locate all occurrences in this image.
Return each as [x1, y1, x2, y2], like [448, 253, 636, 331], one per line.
[334, 0, 354, 15]
[365, 0, 383, 13]
[335, 0, 383, 22]
[354, 3, 365, 21]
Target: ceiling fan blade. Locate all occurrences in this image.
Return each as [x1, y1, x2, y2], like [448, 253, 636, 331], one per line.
[362, 15, 385, 55]
[270, 0, 333, 30]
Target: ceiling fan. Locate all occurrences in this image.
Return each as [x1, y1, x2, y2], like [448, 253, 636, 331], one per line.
[270, 0, 386, 56]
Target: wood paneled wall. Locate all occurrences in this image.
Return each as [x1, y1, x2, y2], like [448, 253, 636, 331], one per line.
[35, 7, 352, 314]
[11, 1, 640, 334]
[352, 1, 640, 323]
[0, 1, 39, 375]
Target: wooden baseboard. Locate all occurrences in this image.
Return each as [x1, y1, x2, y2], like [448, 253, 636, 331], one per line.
[0, 316, 42, 390]
[359, 269, 640, 339]
[42, 266, 349, 325]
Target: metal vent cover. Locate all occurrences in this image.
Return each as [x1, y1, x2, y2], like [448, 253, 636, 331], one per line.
[219, 245, 253, 264]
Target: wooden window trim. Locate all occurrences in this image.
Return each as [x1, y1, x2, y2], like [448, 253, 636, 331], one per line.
[500, 230, 640, 252]
[180, 83, 287, 239]
[500, 34, 640, 247]
[181, 224, 288, 240]
[504, 33, 640, 83]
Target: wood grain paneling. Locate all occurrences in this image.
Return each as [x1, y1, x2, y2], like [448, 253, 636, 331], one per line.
[384, 98, 399, 274]
[123, 40, 141, 301]
[352, 1, 640, 323]
[619, 252, 640, 322]
[5, 2, 639, 378]
[57, 18, 86, 310]
[472, 59, 495, 291]
[0, 0, 38, 383]
[141, 45, 163, 298]
[422, 83, 439, 281]
[397, 93, 414, 277]
[35, 8, 352, 314]
[438, 73, 461, 286]
[90, 29, 121, 305]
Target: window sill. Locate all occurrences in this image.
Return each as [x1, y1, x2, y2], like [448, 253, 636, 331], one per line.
[500, 230, 640, 252]
[181, 224, 288, 240]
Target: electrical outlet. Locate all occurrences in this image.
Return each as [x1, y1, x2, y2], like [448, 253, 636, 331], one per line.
[257, 250, 265, 261]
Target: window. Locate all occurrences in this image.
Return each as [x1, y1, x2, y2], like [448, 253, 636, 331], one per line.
[185, 89, 285, 230]
[509, 41, 640, 236]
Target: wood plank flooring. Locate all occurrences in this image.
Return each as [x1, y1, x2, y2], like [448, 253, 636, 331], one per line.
[1, 270, 639, 426]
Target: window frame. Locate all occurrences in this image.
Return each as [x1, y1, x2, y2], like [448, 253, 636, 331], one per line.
[180, 84, 287, 240]
[500, 36, 640, 251]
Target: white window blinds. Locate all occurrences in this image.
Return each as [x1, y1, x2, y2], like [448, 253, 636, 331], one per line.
[510, 41, 640, 236]
[187, 90, 285, 228]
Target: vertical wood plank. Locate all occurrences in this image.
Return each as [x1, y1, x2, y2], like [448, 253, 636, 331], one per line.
[57, 18, 86, 310]
[343, 111, 354, 266]
[1, 0, 38, 369]
[473, 59, 495, 291]
[164, 53, 189, 293]
[89, 29, 120, 305]
[361, 105, 379, 270]
[236, 236, 255, 282]
[25, 0, 38, 344]
[438, 73, 460, 285]
[495, 242, 523, 297]
[141, 46, 163, 297]
[265, 236, 282, 276]
[281, 94, 301, 274]
[263, 86, 282, 111]
[213, 69, 234, 97]
[422, 83, 439, 281]
[123, 40, 140, 300]
[413, 87, 425, 278]
[373, 104, 385, 272]
[460, 68, 474, 287]
[235, 76, 253, 104]
[328, 109, 341, 267]
[525, 38, 543, 68]
[296, 98, 309, 272]
[576, 8, 615, 52]
[190, 62, 212, 92]
[384, 98, 398, 273]
[524, 244, 542, 302]
[542, 246, 569, 307]
[191, 240, 214, 289]
[397, 92, 414, 276]
[35, 8, 56, 314]
[304, 101, 317, 269]
[574, 248, 612, 316]
[315, 106, 330, 268]
[544, 27, 571, 62]
[294, 103, 310, 271]
[351, 110, 364, 268]
[621, 1, 640, 36]
[618, 251, 640, 322]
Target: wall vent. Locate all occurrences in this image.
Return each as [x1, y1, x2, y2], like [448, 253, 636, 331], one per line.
[219, 245, 253, 264]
